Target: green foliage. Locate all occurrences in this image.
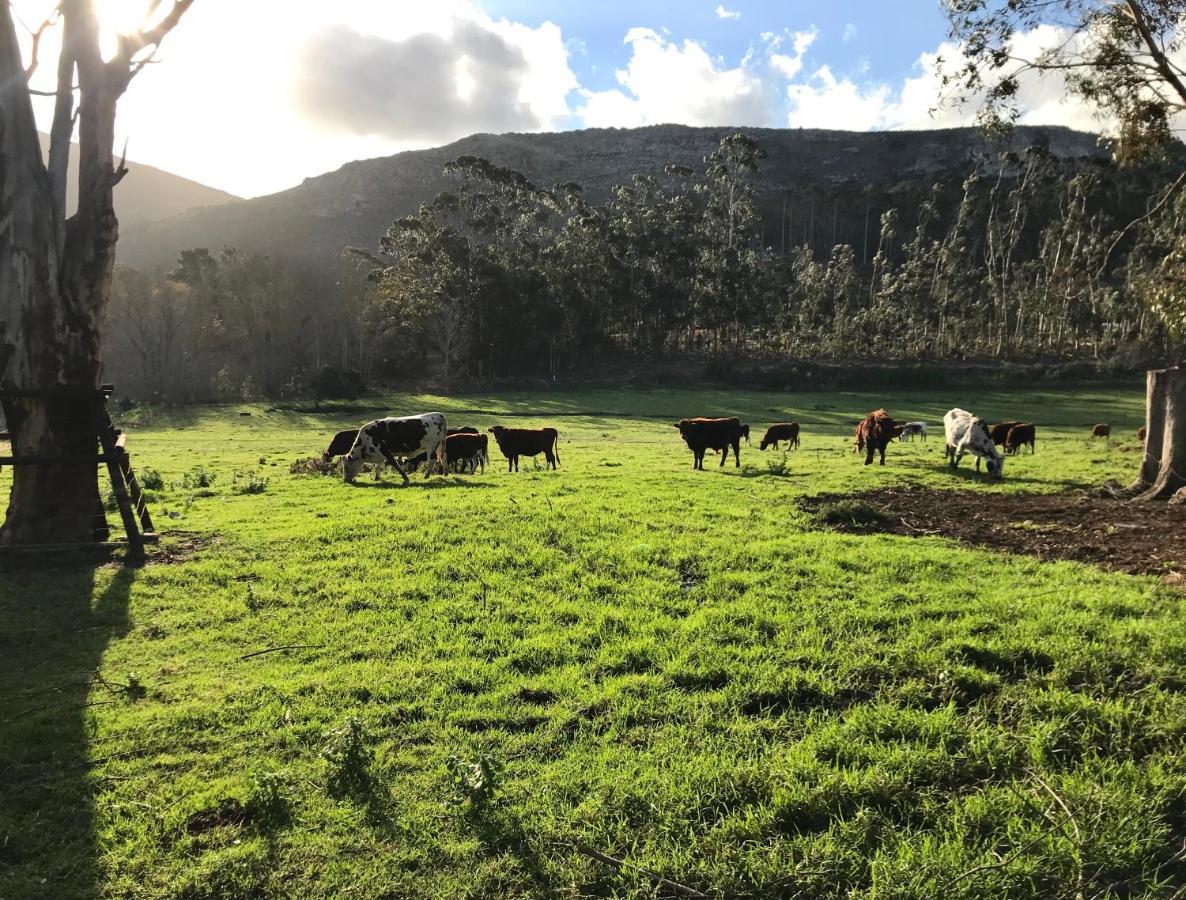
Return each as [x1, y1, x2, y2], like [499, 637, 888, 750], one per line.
[138, 467, 165, 491]
[182, 466, 216, 489]
[320, 717, 373, 799]
[811, 499, 889, 528]
[445, 754, 502, 810]
[231, 469, 268, 495]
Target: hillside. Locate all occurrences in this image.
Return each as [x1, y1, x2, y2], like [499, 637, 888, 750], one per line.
[39, 133, 239, 232]
[117, 124, 1113, 270]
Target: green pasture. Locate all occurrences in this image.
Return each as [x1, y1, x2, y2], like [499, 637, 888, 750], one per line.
[3, 386, 1184, 899]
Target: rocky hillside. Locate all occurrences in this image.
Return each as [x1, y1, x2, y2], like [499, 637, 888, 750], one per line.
[117, 125, 1112, 270]
[40, 133, 239, 232]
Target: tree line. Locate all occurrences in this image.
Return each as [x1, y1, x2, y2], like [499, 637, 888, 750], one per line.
[106, 133, 1182, 402]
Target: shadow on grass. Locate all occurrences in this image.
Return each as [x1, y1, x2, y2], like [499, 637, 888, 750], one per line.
[938, 463, 1088, 489]
[348, 478, 497, 490]
[0, 563, 136, 900]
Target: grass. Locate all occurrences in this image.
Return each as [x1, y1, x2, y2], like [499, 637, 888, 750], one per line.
[2, 386, 1184, 899]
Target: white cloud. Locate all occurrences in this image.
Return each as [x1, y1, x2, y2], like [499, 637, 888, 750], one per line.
[769, 28, 816, 79]
[579, 27, 775, 128]
[716, 5, 741, 21]
[842, 23, 858, 43]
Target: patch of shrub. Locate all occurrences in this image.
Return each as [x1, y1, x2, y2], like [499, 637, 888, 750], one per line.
[445, 754, 502, 810]
[312, 366, 365, 400]
[138, 467, 165, 490]
[811, 499, 889, 529]
[182, 467, 217, 490]
[320, 717, 372, 799]
[247, 769, 292, 825]
[290, 456, 335, 476]
[232, 470, 268, 495]
[766, 452, 791, 477]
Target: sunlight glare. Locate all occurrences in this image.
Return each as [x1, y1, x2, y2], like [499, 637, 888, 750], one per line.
[96, 0, 161, 60]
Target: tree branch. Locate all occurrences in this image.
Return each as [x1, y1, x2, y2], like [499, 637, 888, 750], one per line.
[1095, 167, 1186, 280]
[1123, 0, 1186, 108]
[23, 8, 61, 80]
[112, 0, 194, 76]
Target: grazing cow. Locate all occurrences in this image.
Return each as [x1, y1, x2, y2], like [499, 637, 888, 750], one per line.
[990, 421, 1023, 447]
[1138, 425, 1147, 441]
[855, 409, 896, 466]
[323, 429, 359, 462]
[739, 424, 751, 445]
[759, 422, 800, 451]
[445, 432, 488, 474]
[674, 417, 745, 469]
[944, 408, 1004, 478]
[1092, 423, 1111, 438]
[1004, 423, 1036, 455]
[343, 413, 448, 484]
[488, 426, 560, 472]
[900, 421, 927, 442]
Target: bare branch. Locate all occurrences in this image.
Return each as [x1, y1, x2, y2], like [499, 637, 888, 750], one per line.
[1095, 168, 1186, 280]
[110, 138, 129, 187]
[23, 8, 61, 80]
[113, 0, 194, 71]
[1123, 0, 1186, 108]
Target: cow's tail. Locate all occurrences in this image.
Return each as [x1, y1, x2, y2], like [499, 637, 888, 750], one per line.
[553, 431, 561, 467]
[434, 435, 447, 476]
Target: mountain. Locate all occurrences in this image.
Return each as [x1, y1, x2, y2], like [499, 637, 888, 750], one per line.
[116, 124, 1114, 270]
[38, 133, 239, 232]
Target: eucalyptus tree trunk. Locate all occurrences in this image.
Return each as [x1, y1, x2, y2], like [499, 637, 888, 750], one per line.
[1133, 366, 1186, 501]
[0, 0, 191, 545]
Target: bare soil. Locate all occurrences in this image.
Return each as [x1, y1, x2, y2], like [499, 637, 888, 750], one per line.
[803, 487, 1186, 580]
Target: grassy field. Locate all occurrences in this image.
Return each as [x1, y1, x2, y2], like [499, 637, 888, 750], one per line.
[3, 386, 1185, 899]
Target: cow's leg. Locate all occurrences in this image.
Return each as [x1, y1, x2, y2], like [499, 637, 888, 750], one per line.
[733, 440, 740, 467]
[392, 460, 409, 484]
[879, 444, 886, 465]
[374, 460, 384, 481]
[975, 457, 981, 472]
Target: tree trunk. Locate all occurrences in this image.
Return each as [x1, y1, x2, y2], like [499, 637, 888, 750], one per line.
[0, 8, 103, 544]
[1136, 366, 1186, 501]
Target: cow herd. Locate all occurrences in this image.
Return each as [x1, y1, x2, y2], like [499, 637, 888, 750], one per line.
[320, 405, 1128, 485]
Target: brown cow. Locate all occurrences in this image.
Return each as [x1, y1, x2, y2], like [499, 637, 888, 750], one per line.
[323, 429, 359, 462]
[989, 421, 1023, 447]
[488, 426, 560, 472]
[445, 432, 488, 474]
[1138, 426, 1147, 442]
[1004, 423, 1036, 455]
[1092, 424, 1111, 438]
[759, 422, 800, 451]
[674, 417, 745, 469]
[855, 409, 896, 466]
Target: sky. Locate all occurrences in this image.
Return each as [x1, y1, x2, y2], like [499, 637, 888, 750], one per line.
[12, 0, 1108, 198]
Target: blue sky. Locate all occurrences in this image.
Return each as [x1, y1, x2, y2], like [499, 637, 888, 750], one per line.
[16, 0, 1100, 196]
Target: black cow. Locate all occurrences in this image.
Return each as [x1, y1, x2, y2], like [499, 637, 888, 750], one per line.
[446, 433, 489, 474]
[488, 426, 560, 472]
[323, 429, 359, 462]
[674, 417, 745, 470]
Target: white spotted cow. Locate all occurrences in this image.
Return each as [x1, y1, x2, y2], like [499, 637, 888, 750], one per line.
[900, 421, 927, 442]
[943, 408, 1003, 479]
[343, 413, 448, 484]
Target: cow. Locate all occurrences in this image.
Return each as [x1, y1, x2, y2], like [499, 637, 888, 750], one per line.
[674, 417, 745, 469]
[944, 408, 1004, 478]
[990, 421, 1023, 447]
[448, 426, 479, 436]
[488, 426, 560, 472]
[759, 422, 800, 451]
[900, 421, 927, 442]
[740, 424, 751, 445]
[342, 413, 448, 484]
[1092, 424, 1111, 438]
[1004, 423, 1036, 455]
[1138, 426, 1147, 442]
[855, 409, 896, 466]
[323, 429, 359, 462]
[445, 432, 488, 474]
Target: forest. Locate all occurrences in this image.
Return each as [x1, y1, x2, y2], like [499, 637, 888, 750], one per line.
[105, 132, 1185, 402]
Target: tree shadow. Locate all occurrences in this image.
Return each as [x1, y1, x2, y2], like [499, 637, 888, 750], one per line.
[0, 561, 135, 899]
[348, 478, 496, 490]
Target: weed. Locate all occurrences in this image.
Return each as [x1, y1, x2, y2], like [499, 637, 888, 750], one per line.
[445, 754, 502, 810]
[320, 717, 372, 799]
[182, 466, 217, 489]
[139, 467, 165, 490]
[766, 452, 792, 476]
[811, 499, 889, 529]
[247, 770, 292, 824]
[232, 470, 269, 495]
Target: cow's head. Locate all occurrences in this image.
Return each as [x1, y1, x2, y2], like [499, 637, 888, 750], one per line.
[342, 445, 366, 483]
[986, 454, 1004, 479]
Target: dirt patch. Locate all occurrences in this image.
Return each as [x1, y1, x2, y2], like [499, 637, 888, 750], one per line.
[185, 798, 251, 835]
[802, 488, 1186, 579]
[145, 531, 219, 566]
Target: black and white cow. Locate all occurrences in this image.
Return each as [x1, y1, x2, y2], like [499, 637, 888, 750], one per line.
[343, 413, 448, 484]
[943, 408, 1003, 478]
[900, 421, 927, 442]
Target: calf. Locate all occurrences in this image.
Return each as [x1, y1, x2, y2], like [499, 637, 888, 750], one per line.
[740, 424, 750, 445]
[759, 422, 800, 451]
[944, 408, 1003, 478]
[1004, 423, 1036, 455]
[1138, 425, 1147, 442]
[900, 421, 927, 442]
[990, 421, 1023, 447]
[1092, 423, 1111, 438]
[855, 409, 896, 466]
[445, 432, 488, 474]
[488, 426, 560, 472]
[448, 426, 479, 436]
[674, 417, 745, 469]
[343, 413, 448, 484]
[323, 429, 359, 462]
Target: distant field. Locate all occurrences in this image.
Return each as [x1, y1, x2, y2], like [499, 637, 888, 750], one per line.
[3, 386, 1184, 900]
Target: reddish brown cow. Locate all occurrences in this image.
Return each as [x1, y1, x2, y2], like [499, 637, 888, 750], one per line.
[1092, 424, 1111, 438]
[855, 409, 896, 466]
[1004, 423, 1036, 455]
[323, 429, 359, 462]
[989, 421, 1023, 447]
[1138, 426, 1147, 441]
[674, 417, 745, 469]
[760, 422, 800, 451]
[488, 426, 560, 472]
[445, 432, 488, 474]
